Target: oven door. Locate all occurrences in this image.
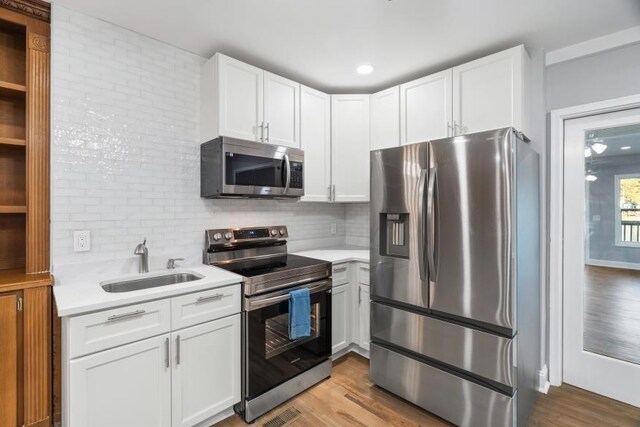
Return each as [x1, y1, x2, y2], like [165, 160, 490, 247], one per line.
[222, 141, 304, 197]
[244, 279, 332, 399]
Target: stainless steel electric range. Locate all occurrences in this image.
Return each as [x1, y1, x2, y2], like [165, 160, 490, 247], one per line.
[204, 226, 332, 423]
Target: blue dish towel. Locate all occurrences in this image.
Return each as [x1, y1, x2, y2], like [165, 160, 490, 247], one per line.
[288, 288, 311, 340]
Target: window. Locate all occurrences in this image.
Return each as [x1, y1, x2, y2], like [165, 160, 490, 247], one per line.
[615, 174, 640, 247]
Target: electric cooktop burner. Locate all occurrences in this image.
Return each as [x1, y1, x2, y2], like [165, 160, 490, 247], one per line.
[204, 226, 332, 296]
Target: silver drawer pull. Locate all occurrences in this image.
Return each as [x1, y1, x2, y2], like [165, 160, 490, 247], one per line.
[106, 309, 146, 321]
[196, 293, 226, 303]
[333, 267, 348, 273]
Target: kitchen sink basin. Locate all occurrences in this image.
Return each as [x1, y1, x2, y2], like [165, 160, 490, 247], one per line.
[101, 272, 203, 293]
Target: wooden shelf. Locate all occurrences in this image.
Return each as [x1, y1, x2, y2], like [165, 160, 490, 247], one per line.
[0, 137, 25, 146]
[0, 205, 26, 213]
[0, 268, 52, 293]
[0, 80, 26, 97]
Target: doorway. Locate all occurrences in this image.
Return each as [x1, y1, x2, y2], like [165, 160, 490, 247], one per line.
[562, 108, 640, 406]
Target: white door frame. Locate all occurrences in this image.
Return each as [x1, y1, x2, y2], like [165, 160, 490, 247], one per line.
[549, 93, 640, 386]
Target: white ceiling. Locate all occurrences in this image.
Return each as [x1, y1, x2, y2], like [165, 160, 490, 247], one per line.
[53, 0, 640, 93]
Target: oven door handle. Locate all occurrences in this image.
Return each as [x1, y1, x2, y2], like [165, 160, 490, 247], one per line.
[245, 280, 332, 311]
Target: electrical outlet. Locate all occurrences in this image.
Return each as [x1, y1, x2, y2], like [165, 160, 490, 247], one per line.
[331, 223, 337, 235]
[74, 230, 91, 252]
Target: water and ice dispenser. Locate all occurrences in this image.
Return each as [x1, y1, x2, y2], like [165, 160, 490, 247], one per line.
[380, 213, 409, 258]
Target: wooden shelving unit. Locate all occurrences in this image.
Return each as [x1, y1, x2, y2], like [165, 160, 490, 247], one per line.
[0, 2, 52, 427]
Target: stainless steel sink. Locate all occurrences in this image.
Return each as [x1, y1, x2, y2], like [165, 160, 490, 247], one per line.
[101, 272, 203, 293]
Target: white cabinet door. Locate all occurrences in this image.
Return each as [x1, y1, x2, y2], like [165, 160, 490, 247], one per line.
[371, 86, 400, 150]
[264, 71, 300, 148]
[399, 69, 453, 144]
[452, 45, 527, 136]
[172, 314, 241, 427]
[217, 54, 264, 142]
[331, 95, 370, 202]
[331, 283, 351, 354]
[300, 85, 331, 202]
[358, 285, 370, 352]
[69, 334, 171, 427]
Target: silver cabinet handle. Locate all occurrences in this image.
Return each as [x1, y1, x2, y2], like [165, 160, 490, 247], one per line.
[176, 335, 181, 366]
[259, 121, 264, 142]
[332, 184, 336, 201]
[454, 121, 463, 136]
[359, 286, 362, 305]
[107, 309, 146, 322]
[327, 185, 331, 201]
[333, 266, 348, 273]
[164, 337, 169, 368]
[266, 122, 270, 142]
[196, 293, 225, 303]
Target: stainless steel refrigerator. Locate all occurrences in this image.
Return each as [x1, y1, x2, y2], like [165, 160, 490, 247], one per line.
[370, 127, 540, 427]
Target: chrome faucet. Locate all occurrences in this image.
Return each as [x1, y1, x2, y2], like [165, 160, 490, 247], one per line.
[167, 258, 184, 269]
[134, 238, 149, 273]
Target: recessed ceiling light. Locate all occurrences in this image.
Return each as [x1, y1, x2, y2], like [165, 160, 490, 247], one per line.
[621, 146, 631, 150]
[356, 64, 374, 75]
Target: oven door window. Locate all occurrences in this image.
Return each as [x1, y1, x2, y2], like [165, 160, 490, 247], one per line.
[246, 289, 331, 399]
[225, 152, 285, 188]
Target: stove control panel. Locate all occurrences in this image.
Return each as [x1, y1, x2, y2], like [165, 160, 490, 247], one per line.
[205, 225, 288, 250]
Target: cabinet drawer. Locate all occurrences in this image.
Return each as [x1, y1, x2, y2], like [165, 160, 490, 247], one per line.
[171, 284, 241, 330]
[358, 263, 370, 285]
[331, 263, 350, 286]
[69, 299, 171, 359]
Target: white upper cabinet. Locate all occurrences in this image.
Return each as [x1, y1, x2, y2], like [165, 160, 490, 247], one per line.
[201, 54, 301, 147]
[371, 86, 400, 150]
[400, 69, 453, 144]
[331, 95, 371, 202]
[264, 71, 300, 148]
[201, 54, 264, 143]
[300, 85, 331, 202]
[452, 45, 528, 136]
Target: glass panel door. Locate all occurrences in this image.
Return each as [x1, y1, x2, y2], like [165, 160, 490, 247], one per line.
[563, 109, 640, 407]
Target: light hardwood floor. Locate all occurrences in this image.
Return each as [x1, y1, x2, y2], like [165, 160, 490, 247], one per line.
[215, 353, 640, 426]
[584, 265, 640, 365]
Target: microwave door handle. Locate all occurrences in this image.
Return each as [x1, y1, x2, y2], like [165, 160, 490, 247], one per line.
[418, 169, 428, 281]
[427, 168, 437, 282]
[283, 153, 291, 195]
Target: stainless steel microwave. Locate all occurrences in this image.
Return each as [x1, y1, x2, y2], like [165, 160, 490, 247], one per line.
[200, 137, 304, 198]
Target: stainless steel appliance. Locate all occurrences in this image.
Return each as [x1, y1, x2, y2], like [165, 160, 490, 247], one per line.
[201, 137, 304, 198]
[204, 226, 331, 423]
[370, 128, 540, 427]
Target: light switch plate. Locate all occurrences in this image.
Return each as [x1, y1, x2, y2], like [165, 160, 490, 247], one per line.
[74, 230, 91, 252]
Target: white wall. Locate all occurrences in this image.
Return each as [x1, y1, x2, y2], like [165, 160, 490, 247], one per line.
[546, 43, 640, 111]
[51, 5, 346, 270]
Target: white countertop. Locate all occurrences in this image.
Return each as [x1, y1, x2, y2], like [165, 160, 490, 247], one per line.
[294, 246, 369, 264]
[54, 265, 243, 317]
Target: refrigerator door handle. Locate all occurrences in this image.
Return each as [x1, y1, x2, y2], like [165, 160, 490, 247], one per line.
[418, 169, 428, 281]
[427, 168, 437, 282]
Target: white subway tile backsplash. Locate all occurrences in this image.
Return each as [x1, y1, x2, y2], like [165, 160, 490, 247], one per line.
[345, 203, 370, 247]
[52, 6, 348, 271]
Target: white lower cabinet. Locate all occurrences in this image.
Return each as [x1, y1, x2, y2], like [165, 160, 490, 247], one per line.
[331, 283, 351, 354]
[172, 315, 241, 427]
[64, 285, 242, 427]
[358, 284, 370, 352]
[331, 261, 370, 356]
[69, 334, 172, 427]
